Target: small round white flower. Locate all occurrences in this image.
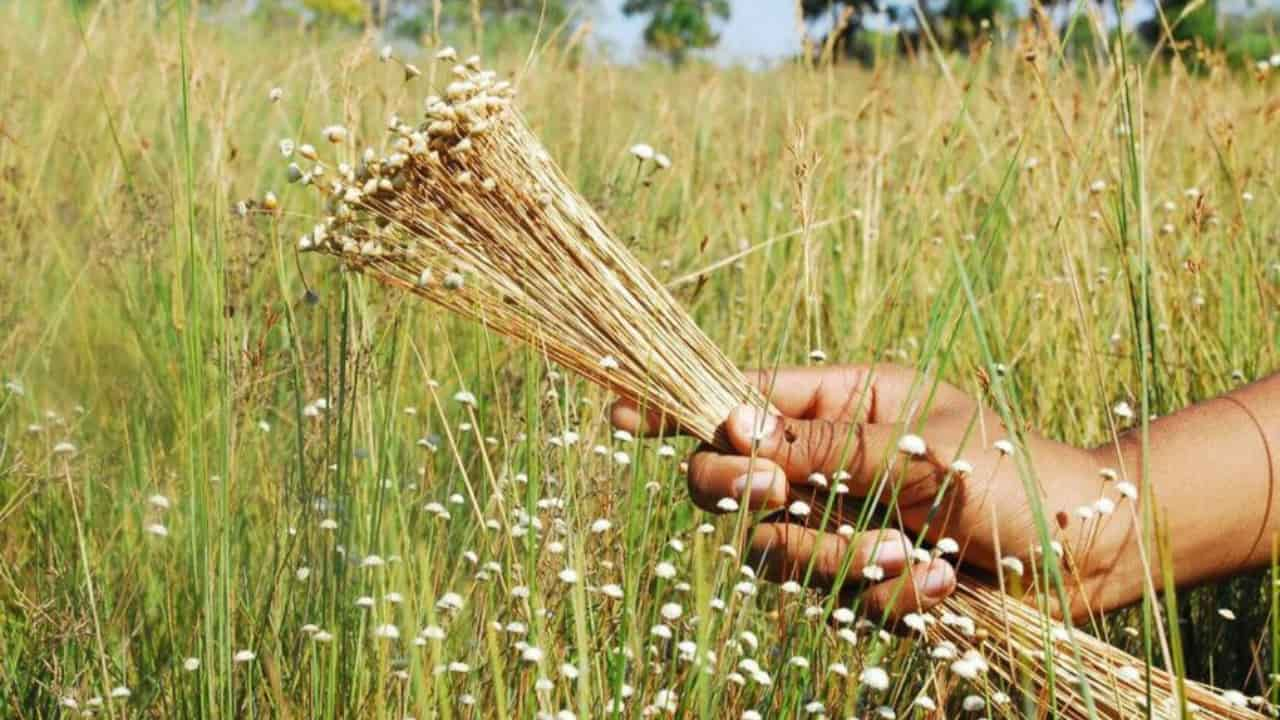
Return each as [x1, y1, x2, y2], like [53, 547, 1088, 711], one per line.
[232, 649, 256, 664]
[1000, 556, 1025, 576]
[629, 143, 655, 161]
[993, 439, 1015, 456]
[183, 657, 201, 671]
[897, 434, 927, 456]
[860, 666, 890, 692]
[558, 568, 579, 584]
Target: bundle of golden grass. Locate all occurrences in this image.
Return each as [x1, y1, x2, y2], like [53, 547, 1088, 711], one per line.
[288, 52, 1262, 719]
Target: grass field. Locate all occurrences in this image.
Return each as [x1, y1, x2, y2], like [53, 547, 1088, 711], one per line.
[2, 2, 1279, 717]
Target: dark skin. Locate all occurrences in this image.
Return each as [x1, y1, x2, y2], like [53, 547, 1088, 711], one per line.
[612, 364, 1280, 623]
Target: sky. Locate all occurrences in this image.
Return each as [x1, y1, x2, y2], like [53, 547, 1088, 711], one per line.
[587, 0, 1279, 65]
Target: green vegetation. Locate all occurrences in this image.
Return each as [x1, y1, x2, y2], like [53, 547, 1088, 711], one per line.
[2, 1, 1279, 718]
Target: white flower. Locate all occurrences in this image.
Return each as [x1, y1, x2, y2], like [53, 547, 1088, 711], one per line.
[660, 603, 683, 621]
[232, 649, 256, 664]
[590, 518, 612, 534]
[319, 518, 339, 530]
[650, 624, 672, 639]
[374, 624, 400, 639]
[993, 439, 1015, 456]
[788, 500, 811, 517]
[145, 523, 169, 538]
[733, 580, 756, 596]
[268, 87, 283, 102]
[903, 613, 928, 633]
[1099, 467, 1119, 481]
[109, 686, 131, 699]
[897, 434, 927, 456]
[1089, 179, 1106, 193]
[601, 584, 624, 599]
[1113, 401, 1135, 420]
[558, 568, 579, 584]
[860, 666, 890, 692]
[780, 580, 802, 594]
[361, 554, 385, 568]
[257, 419, 271, 432]
[1094, 497, 1116, 515]
[522, 646, 545, 663]
[183, 657, 200, 671]
[950, 658, 981, 679]
[148, 494, 171, 510]
[422, 625, 446, 640]
[657, 444, 676, 458]
[598, 355, 620, 370]
[828, 662, 849, 677]
[355, 596, 374, 608]
[629, 143, 655, 161]
[295, 566, 311, 581]
[384, 592, 403, 604]
[437, 592, 464, 611]
[322, 125, 348, 144]
[1000, 556, 1025, 576]
[560, 662, 580, 679]
[935, 537, 959, 555]
[831, 607, 855, 624]
[448, 661, 472, 673]
[655, 562, 677, 579]
[742, 711, 762, 720]
[788, 656, 810, 669]
[913, 695, 937, 712]
[53, 441, 76, 455]
[738, 630, 759, 651]
[715, 497, 740, 512]
[1218, 608, 1237, 621]
[313, 630, 334, 642]
[950, 459, 973, 476]
[453, 390, 477, 406]
[962, 695, 985, 712]
[862, 564, 885, 582]
[611, 450, 631, 466]
[1222, 689, 1249, 708]
[1117, 481, 1138, 499]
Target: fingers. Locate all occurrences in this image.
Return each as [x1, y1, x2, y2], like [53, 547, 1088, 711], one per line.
[745, 522, 957, 622]
[685, 446, 788, 512]
[746, 524, 911, 590]
[609, 363, 968, 438]
[719, 406, 948, 504]
[857, 558, 957, 622]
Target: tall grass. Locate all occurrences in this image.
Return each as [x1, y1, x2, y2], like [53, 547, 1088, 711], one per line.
[0, 2, 1277, 717]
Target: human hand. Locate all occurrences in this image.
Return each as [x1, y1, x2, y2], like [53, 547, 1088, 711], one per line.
[612, 364, 1116, 623]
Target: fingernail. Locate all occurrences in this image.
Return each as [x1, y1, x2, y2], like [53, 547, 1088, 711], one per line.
[869, 540, 908, 573]
[736, 406, 778, 442]
[921, 560, 955, 598]
[733, 471, 781, 507]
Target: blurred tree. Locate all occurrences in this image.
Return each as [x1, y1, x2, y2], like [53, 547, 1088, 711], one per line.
[1138, 0, 1222, 65]
[622, 0, 730, 62]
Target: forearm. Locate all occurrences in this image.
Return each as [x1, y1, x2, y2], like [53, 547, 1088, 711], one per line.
[1084, 373, 1280, 613]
